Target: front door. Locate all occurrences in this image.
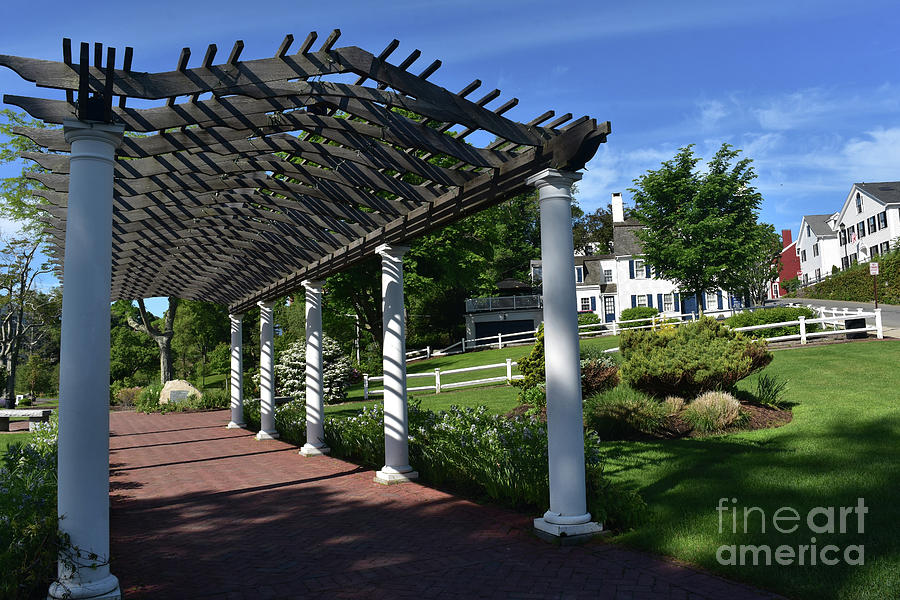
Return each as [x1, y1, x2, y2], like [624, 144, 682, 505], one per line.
[603, 295, 616, 323]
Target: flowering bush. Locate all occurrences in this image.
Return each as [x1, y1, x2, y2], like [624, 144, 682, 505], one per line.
[1, 417, 60, 599]
[275, 336, 353, 404]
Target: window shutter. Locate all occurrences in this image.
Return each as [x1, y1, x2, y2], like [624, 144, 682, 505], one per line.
[645, 264, 651, 278]
[717, 291, 723, 310]
[674, 293, 680, 312]
[629, 260, 634, 279]
[657, 293, 664, 310]
[590, 296, 596, 311]
[631, 295, 637, 308]
[647, 294, 653, 307]
[700, 294, 707, 310]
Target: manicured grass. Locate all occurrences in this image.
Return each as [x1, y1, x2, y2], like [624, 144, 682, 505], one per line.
[600, 340, 900, 600]
[0, 431, 33, 455]
[326, 384, 520, 419]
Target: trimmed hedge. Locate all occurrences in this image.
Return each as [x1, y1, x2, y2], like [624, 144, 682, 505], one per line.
[724, 306, 820, 338]
[620, 317, 772, 398]
[791, 245, 900, 303]
[619, 306, 659, 327]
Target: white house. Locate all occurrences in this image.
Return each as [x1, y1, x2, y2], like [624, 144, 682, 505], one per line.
[836, 182, 900, 268]
[796, 213, 841, 284]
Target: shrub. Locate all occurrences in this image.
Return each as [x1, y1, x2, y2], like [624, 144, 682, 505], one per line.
[755, 373, 789, 408]
[682, 391, 744, 433]
[664, 396, 685, 415]
[619, 306, 659, 328]
[242, 398, 307, 445]
[725, 307, 820, 339]
[134, 383, 163, 413]
[580, 346, 617, 363]
[578, 312, 601, 325]
[620, 317, 772, 398]
[583, 386, 669, 439]
[113, 386, 143, 408]
[190, 388, 230, 410]
[275, 337, 353, 404]
[515, 325, 545, 391]
[518, 384, 546, 410]
[134, 383, 229, 414]
[581, 360, 619, 397]
[0, 416, 60, 599]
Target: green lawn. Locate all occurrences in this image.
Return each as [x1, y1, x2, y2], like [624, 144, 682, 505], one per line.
[0, 431, 32, 455]
[600, 341, 900, 600]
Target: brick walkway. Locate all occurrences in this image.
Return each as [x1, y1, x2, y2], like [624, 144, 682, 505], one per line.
[108, 410, 781, 600]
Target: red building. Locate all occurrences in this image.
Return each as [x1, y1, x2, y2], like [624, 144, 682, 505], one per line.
[773, 229, 801, 298]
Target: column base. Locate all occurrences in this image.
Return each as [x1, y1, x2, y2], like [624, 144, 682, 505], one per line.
[48, 574, 121, 599]
[255, 430, 280, 440]
[300, 443, 330, 456]
[226, 421, 246, 429]
[374, 468, 419, 485]
[533, 516, 603, 540]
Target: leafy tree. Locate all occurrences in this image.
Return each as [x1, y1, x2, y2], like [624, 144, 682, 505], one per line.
[0, 237, 53, 400]
[629, 144, 767, 311]
[171, 299, 228, 387]
[109, 300, 158, 384]
[573, 203, 615, 255]
[125, 298, 180, 384]
[728, 223, 782, 305]
[0, 109, 53, 236]
[21, 353, 53, 400]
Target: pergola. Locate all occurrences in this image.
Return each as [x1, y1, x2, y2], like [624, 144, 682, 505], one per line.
[2, 31, 609, 599]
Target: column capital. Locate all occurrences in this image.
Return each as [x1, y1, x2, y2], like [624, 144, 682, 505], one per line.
[257, 300, 276, 310]
[302, 279, 325, 291]
[63, 119, 125, 147]
[229, 312, 244, 321]
[526, 168, 583, 189]
[376, 243, 410, 259]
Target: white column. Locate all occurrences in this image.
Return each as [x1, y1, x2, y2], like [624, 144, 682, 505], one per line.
[227, 313, 245, 428]
[527, 168, 602, 539]
[301, 280, 329, 456]
[375, 244, 418, 484]
[256, 301, 279, 440]
[49, 120, 124, 600]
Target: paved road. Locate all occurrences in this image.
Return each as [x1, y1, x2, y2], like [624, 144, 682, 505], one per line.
[769, 298, 900, 331]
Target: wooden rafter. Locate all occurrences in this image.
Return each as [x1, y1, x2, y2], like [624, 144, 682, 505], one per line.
[1, 32, 609, 310]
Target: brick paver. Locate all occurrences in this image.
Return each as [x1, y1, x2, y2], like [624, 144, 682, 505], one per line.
[108, 410, 781, 599]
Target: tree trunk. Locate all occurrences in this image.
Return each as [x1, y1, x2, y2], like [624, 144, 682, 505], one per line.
[156, 335, 174, 384]
[5, 306, 24, 401]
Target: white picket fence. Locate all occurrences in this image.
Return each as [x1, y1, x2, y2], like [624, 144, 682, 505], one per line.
[363, 358, 522, 400]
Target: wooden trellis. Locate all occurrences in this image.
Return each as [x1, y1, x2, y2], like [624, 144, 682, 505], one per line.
[1, 31, 609, 312]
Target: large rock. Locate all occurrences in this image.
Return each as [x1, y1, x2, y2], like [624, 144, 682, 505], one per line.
[159, 380, 202, 405]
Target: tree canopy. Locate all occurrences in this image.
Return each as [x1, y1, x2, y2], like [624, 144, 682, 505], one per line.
[629, 144, 773, 306]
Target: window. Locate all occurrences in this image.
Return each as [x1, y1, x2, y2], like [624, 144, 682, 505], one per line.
[868, 216, 877, 235]
[575, 266, 584, 283]
[802, 273, 809, 284]
[850, 253, 858, 265]
[806, 224, 811, 237]
[772, 283, 780, 299]
[858, 221, 866, 238]
[580, 297, 591, 311]
[870, 245, 879, 258]
[705, 291, 718, 309]
[840, 228, 847, 246]
[815, 268, 821, 280]
[636, 295, 648, 307]
[801, 249, 807, 262]
[634, 259, 646, 279]
[532, 266, 542, 282]
[663, 293, 674, 312]
[841, 256, 850, 270]
[603, 269, 613, 283]
[881, 241, 891, 254]
[812, 243, 819, 257]
[856, 192, 862, 213]
[878, 211, 888, 230]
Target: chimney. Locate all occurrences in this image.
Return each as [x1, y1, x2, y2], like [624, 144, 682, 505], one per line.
[781, 229, 792, 249]
[611, 192, 625, 223]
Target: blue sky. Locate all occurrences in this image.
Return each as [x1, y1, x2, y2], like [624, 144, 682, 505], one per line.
[2, 0, 899, 312]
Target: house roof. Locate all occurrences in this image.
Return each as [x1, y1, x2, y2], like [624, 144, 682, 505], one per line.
[856, 182, 900, 205]
[802, 214, 837, 238]
[612, 220, 644, 256]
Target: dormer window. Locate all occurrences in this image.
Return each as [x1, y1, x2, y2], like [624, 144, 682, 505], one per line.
[856, 193, 862, 213]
